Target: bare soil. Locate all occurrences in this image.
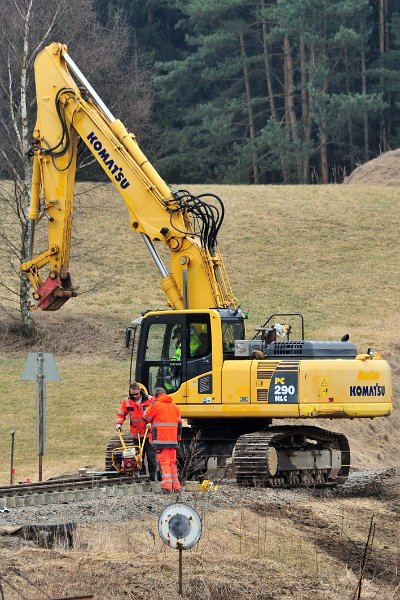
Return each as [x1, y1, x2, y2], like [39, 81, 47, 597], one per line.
[0, 314, 125, 358]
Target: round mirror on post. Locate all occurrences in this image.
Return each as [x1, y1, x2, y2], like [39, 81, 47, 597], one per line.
[158, 503, 202, 550]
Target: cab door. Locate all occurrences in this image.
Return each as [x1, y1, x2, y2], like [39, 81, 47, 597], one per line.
[135, 312, 215, 404]
[135, 313, 187, 399]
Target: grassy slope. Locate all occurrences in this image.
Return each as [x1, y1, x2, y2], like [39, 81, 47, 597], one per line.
[0, 182, 399, 483]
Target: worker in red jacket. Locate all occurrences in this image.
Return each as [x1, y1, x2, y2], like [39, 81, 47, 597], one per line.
[144, 387, 182, 494]
[115, 381, 158, 481]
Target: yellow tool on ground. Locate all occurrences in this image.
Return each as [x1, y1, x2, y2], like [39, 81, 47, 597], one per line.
[112, 425, 150, 473]
[198, 479, 218, 493]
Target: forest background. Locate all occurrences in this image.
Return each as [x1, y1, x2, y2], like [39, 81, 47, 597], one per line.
[2, 0, 399, 188]
[94, 0, 400, 185]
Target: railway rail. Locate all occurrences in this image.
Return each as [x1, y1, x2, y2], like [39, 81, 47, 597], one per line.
[0, 472, 160, 509]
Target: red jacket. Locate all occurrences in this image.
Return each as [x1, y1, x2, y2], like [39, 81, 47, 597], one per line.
[116, 391, 153, 437]
[143, 393, 182, 449]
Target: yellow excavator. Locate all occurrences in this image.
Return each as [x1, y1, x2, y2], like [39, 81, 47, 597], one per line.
[21, 43, 392, 487]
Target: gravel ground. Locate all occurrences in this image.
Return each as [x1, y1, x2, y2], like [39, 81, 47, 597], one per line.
[0, 469, 396, 528]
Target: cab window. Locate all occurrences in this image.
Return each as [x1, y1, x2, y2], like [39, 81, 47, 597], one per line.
[144, 322, 182, 394]
[188, 319, 211, 358]
[144, 323, 168, 361]
[222, 320, 244, 355]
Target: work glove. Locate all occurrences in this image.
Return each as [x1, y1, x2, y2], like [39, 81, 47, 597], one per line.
[116, 424, 122, 432]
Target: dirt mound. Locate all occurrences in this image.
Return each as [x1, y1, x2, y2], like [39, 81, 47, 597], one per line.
[344, 149, 400, 184]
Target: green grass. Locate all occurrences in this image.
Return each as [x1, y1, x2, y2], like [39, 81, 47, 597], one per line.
[0, 182, 399, 483]
[0, 356, 130, 482]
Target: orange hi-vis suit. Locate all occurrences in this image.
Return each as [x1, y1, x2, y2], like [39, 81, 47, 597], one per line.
[115, 391, 153, 437]
[115, 390, 158, 481]
[144, 393, 182, 491]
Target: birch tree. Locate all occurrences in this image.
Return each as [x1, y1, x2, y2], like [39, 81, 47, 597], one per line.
[0, 0, 153, 336]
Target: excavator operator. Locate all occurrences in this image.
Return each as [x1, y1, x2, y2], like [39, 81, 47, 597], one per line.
[172, 325, 201, 358]
[165, 326, 201, 392]
[164, 327, 182, 393]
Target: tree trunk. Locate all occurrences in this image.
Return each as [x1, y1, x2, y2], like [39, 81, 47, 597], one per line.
[282, 51, 291, 184]
[317, 9, 330, 185]
[344, 49, 354, 174]
[320, 128, 329, 184]
[361, 35, 369, 162]
[299, 28, 311, 183]
[379, 0, 388, 151]
[283, 34, 302, 182]
[379, 0, 385, 54]
[319, 70, 330, 185]
[19, 0, 36, 335]
[260, 0, 278, 122]
[239, 30, 259, 183]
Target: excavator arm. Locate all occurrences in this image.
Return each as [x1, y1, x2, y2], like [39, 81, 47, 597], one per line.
[21, 43, 237, 311]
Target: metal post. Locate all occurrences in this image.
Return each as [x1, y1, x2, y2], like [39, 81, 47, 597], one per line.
[22, 352, 59, 483]
[37, 352, 46, 482]
[10, 430, 16, 484]
[178, 546, 183, 596]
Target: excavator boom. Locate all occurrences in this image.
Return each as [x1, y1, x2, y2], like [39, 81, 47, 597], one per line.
[22, 43, 237, 312]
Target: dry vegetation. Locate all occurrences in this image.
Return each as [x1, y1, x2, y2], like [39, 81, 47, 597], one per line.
[0, 474, 399, 599]
[0, 180, 399, 599]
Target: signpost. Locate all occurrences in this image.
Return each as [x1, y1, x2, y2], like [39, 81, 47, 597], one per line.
[21, 352, 61, 481]
[10, 430, 16, 484]
[158, 503, 202, 596]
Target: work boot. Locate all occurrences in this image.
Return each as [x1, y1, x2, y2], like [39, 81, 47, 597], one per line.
[162, 489, 171, 495]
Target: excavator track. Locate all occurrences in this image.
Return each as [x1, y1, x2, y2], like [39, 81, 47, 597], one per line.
[233, 425, 350, 487]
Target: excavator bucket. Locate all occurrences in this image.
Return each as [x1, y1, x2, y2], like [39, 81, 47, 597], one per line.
[33, 271, 77, 311]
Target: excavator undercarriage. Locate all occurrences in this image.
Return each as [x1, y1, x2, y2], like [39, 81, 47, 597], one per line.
[178, 422, 350, 488]
[233, 426, 350, 487]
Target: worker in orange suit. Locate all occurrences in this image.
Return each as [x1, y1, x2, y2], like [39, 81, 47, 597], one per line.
[143, 387, 182, 494]
[115, 381, 158, 481]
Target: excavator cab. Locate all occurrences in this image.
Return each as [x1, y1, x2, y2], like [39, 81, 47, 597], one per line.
[135, 311, 215, 395]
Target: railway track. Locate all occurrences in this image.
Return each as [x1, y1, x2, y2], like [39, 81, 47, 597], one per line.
[0, 472, 160, 509]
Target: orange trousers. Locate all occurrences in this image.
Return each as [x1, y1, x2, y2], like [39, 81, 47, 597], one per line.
[156, 448, 181, 491]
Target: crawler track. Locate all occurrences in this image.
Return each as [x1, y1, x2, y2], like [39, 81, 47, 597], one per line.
[233, 425, 350, 487]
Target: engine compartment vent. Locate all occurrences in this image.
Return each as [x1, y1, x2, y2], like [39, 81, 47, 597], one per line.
[266, 340, 358, 359]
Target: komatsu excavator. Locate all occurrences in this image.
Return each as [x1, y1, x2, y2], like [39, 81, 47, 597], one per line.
[21, 43, 392, 487]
